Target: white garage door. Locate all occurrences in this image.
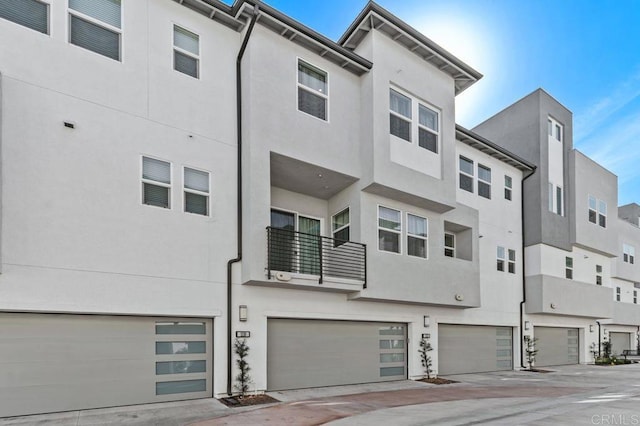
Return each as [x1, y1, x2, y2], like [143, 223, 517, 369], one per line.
[0, 313, 212, 417]
[438, 324, 513, 375]
[267, 319, 407, 390]
[535, 327, 579, 366]
[610, 332, 632, 356]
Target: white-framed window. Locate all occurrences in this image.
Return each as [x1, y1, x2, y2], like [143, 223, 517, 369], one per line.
[623, 244, 635, 264]
[634, 290, 637, 304]
[588, 195, 597, 224]
[596, 264, 602, 285]
[68, 0, 122, 61]
[0, 0, 49, 34]
[142, 156, 171, 209]
[407, 213, 428, 258]
[478, 164, 491, 199]
[332, 207, 350, 247]
[459, 156, 474, 193]
[508, 249, 516, 274]
[174, 25, 199, 78]
[297, 59, 328, 121]
[389, 87, 439, 154]
[504, 175, 512, 201]
[616, 286, 621, 302]
[444, 232, 455, 258]
[183, 167, 209, 216]
[497, 246, 506, 272]
[565, 256, 573, 279]
[548, 117, 563, 142]
[598, 199, 607, 228]
[378, 206, 401, 254]
[549, 182, 563, 216]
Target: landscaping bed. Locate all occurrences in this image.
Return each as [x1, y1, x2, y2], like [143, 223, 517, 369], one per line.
[417, 377, 458, 385]
[219, 394, 280, 407]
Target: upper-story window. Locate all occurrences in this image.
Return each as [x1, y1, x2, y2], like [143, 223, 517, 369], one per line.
[565, 256, 573, 279]
[173, 25, 199, 79]
[0, 0, 49, 34]
[497, 246, 505, 271]
[616, 287, 621, 302]
[389, 88, 440, 154]
[634, 290, 638, 304]
[69, 0, 122, 61]
[548, 117, 563, 142]
[548, 183, 563, 216]
[459, 157, 492, 200]
[142, 156, 171, 209]
[332, 208, 350, 247]
[407, 213, 428, 258]
[508, 249, 516, 274]
[504, 175, 512, 201]
[378, 206, 401, 254]
[588, 195, 606, 227]
[444, 233, 455, 258]
[596, 264, 602, 285]
[623, 244, 635, 264]
[477, 165, 491, 199]
[297, 59, 328, 120]
[183, 167, 209, 216]
[459, 156, 474, 193]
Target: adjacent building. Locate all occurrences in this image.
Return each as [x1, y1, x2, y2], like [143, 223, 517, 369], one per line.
[0, 0, 637, 418]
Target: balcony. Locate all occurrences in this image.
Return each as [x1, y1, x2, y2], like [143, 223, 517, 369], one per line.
[266, 227, 366, 291]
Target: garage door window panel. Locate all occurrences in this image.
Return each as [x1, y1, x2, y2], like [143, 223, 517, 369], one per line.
[156, 360, 206, 375]
[155, 341, 206, 355]
[156, 379, 206, 395]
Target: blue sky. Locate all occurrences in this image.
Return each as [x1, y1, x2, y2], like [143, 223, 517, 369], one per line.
[235, 0, 640, 205]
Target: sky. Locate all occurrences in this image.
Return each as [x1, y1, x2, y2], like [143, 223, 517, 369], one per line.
[226, 0, 640, 206]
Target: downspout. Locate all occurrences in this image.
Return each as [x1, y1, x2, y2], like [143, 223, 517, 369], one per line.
[226, 6, 259, 397]
[596, 321, 602, 357]
[519, 169, 535, 368]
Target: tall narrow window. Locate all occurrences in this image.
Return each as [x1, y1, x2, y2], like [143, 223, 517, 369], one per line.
[634, 290, 638, 304]
[548, 183, 554, 212]
[298, 60, 328, 120]
[332, 208, 350, 247]
[565, 256, 573, 279]
[0, 0, 49, 34]
[407, 214, 427, 258]
[556, 186, 563, 215]
[174, 25, 199, 78]
[142, 157, 171, 209]
[478, 164, 491, 199]
[497, 246, 505, 272]
[378, 206, 401, 253]
[390, 89, 411, 141]
[184, 167, 209, 216]
[459, 156, 474, 193]
[508, 249, 516, 274]
[588, 195, 597, 224]
[596, 265, 602, 285]
[616, 287, 621, 302]
[418, 104, 438, 153]
[504, 175, 512, 201]
[598, 200, 607, 228]
[444, 233, 455, 258]
[68, 0, 122, 61]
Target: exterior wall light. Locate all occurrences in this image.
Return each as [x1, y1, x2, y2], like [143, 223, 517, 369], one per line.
[524, 321, 531, 331]
[423, 315, 430, 327]
[239, 305, 248, 322]
[589, 324, 595, 333]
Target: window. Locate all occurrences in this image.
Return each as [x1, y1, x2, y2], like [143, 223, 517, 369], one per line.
[174, 25, 199, 78]
[378, 206, 401, 253]
[556, 186, 563, 215]
[142, 156, 171, 209]
[444, 233, 455, 258]
[332, 208, 350, 246]
[478, 164, 491, 199]
[548, 117, 563, 142]
[616, 287, 621, 302]
[497, 246, 505, 272]
[623, 244, 635, 264]
[183, 167, 209, 216]
[298, 59, 327, 120]
[598, 200, 607, 228]
[407, 214, 427, 258]
[596, 264, 602, 285]
[548, 183, 563, 216]
[588, 195, 597, 224]
[418, 104, 438, 153]
[634, 290, 637, 304]
[389, 89, 411, 141]
[508, 249, 516, 274]
[68, 0, 122, 61]
[0, 0, 48, 34]
[565, 256, 573, 279]
[459, 156, 474, 193]
[504, 175, 512, 201]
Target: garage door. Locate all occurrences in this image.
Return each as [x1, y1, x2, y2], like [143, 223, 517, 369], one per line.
[610, 332, 632, 356]
[535, 327, 579, 366]
[267, 319, 406, 390]
[0, 313, 212, 417]
[438, 324, 513, 375]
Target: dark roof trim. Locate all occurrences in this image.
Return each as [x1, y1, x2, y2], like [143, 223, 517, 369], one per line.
[456, 125, 536, 173]
[176, 0, 243, 30]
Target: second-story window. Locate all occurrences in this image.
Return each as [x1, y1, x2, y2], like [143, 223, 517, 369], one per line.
[142, 156, 171, 209]
[0, 0, 49, 34]
[407, 214, 428, 258]
[174, 25, 199, 78]
[497, 246, 506, 272]
[616, 287, 621, 302]
[332, 208, 350, 247]
[184, 167, 209, 216]
[565, 256, 573, 279]
[69, 0, 122, 61]
[598, 200, 607, 227]
[623, 244, 635, 264]
[634, 290, 638, 304]
[378, 206, 401, 254]
[298, 59, 328, 120]
[459, 156, 474, 193]
[478, 164, 491, 199]
[444, 233, 455, 258]
[418, 105, 438, 153]
[596, 264, 602, 285]
[390, 89, 411, 141]
[508, 249, 516, 274]
[548, 117, 563, 142]
[504, 175, 512, 201]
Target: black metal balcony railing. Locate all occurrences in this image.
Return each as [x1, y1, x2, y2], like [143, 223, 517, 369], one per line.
[267, 227, 366, 286]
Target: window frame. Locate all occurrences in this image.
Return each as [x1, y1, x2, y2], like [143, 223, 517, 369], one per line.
[548, 116, 563, 143]
[67, 0, 123, 61]
[141, 155, 172, 210]
[173, 24, 200, 79]
[459, 156, 474, 193]
[183, 166, 210, 216]
[297, 58, 329, 121]
[565, 256, 573, 279]
[507, 249, 516, 274]
[377, 205, 402, 255]
[0, 0, 50, 34]
[497, 246, 506, 272]
[331, 207, 350, 247]
[389, 86, 440, 154]
[477, 164, 492, 199]
[444, 232, 455, 258]
[598, 199, 607, 228]
[616, 286, 621, 302]
[588, 195, 597, 224]
[417, 103, 439, 153]
[634, 290, 638, 304]
[406, 212, 428, 259]
[504, 175, 512, 201]
[596, 264, 602, 285]
[623, 244, 635, 264]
